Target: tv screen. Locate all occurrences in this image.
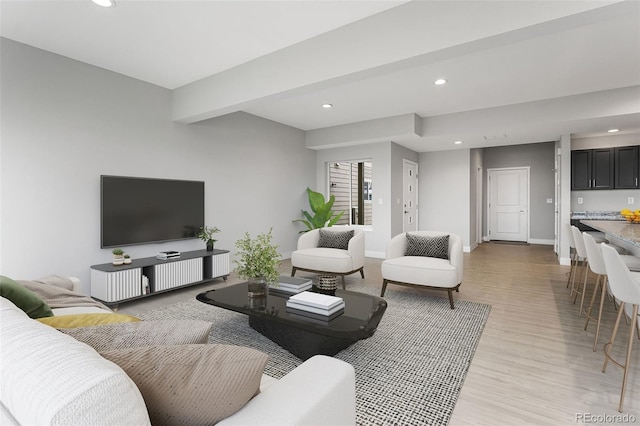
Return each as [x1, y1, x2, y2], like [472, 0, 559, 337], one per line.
[101, 175, 204, 248]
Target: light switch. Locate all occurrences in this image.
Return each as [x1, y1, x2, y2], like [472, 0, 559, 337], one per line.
[577, 197, 583, 205]
[629, 197, 635, 204]
[546, 198, 553, 204]
[378, 198, 383, 205]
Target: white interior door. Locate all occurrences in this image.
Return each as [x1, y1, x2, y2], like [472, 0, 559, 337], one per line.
[403, 160, 418, 233]
[488, 167, 529, 242]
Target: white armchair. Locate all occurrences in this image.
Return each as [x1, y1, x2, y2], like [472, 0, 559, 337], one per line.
[381, 231, 463, 309]
[291, 227, 365, 289]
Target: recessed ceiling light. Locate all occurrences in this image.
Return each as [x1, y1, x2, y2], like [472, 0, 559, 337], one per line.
[607, 128, 620, 133]
[434, 79, 447, 85]
[454, 140, 462, 145]
[321, 103, 333, 109]
[92, 0, 115, 7]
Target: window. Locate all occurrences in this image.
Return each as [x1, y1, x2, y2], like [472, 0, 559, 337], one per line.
[328, 161, 373, 226]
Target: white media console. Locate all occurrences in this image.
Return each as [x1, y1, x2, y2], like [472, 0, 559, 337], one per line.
[90, 249, 230, 305]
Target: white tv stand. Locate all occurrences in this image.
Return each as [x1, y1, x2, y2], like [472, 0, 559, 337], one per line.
[90, 249, 230, 306]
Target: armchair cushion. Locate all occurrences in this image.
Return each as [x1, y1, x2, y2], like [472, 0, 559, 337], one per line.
[382, 256, 459, 288]
[292, 227, 365, 276]
[318, 229, 354, 250]
[405, 233, 449, 259]
[101, 344, 268, 426]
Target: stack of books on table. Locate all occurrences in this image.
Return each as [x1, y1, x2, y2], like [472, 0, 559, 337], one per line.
[155, 251, 180, 260]
[286, 291, 345, 322]
[268, 276, 312, 296]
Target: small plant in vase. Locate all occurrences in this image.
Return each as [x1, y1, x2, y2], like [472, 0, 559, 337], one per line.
[234, 228, 281, 297]
[197, 226, 221, 251]
[112, 248, 124, 266]
[123, 254, 132, 264]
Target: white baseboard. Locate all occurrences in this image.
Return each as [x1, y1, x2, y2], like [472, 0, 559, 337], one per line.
[365, 250, 386, 259]
[482, 237, 555, 246]
[528, 239, 555, 246]
[559, 256, 572, 266]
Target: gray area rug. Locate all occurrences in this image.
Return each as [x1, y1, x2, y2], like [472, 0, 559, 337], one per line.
[138, 284, 491, 425]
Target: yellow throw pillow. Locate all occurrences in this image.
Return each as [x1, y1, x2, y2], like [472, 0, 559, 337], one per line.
[37, 313, 140, 329]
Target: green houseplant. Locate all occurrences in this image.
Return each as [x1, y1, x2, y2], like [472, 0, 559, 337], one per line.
[234, 228, 281, 297]
[197, 226, 221, 251]
[111, 248, 124, 266]
[293, 187, 344, 232]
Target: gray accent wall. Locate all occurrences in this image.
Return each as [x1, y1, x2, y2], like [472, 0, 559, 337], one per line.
[482, 142, 556, 241]
[1, 38, 316, 294]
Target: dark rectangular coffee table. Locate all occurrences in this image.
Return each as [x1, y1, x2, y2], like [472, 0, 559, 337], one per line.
[196, 283, 387, 360]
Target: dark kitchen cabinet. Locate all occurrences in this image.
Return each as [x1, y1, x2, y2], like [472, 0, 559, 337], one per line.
[614, 145, 639, 189]
[571, 150, 591, 190]
[571, 148, 614, 190]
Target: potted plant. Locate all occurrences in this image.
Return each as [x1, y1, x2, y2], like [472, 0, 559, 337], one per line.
[197, 226, 221, 251]
[234, 228, 281, 297]
[293, 187, 344, 232]
[123, 254, 132, 264]
[112, 248, 124, 266]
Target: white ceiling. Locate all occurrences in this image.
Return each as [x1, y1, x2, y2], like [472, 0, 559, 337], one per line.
[2, 0, 639, 152]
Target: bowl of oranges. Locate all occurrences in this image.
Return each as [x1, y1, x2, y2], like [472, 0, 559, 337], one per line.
[621, 209, 640, 223]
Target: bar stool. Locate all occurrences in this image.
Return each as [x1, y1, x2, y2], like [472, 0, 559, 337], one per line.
[582, 232, 609, 351]
[566, 223, 578, 289]
[581, 232, 640, 350]
[600, 243, 640, 412]
[570, 226, 591, 315]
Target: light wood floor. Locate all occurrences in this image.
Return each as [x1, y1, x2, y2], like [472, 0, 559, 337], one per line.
[119, 243, 639, 424]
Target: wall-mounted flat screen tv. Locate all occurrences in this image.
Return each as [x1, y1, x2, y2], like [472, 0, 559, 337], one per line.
[101, 175, 204, 248]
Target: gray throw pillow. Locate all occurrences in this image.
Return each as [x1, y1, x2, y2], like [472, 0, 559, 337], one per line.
[101, 344, 268, 426]
[318, 229, 354, 250]
[405, 234, 449, 259]
[60, 320, 213, 352]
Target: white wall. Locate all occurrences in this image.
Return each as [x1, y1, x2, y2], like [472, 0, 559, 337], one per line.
[469, 149, 483, 250]
[558, 134, 572, 265]
[418, 149, 471, 250]
[0, 39, 316, 294]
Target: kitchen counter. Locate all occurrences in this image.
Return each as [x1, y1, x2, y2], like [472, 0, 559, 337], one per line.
[571, 211, 624, 221]
[581, 220, 640, 248]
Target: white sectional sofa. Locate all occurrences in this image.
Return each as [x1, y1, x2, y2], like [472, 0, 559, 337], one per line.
[1, 278, 357, 425]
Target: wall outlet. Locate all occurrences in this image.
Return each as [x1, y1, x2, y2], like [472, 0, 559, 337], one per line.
[546, 198, 553, 204]
[577, 197, 583, 205]
[629, 197, 635, 204]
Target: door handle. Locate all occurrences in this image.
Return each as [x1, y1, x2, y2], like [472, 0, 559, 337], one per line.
[404, 210, 409, 214]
